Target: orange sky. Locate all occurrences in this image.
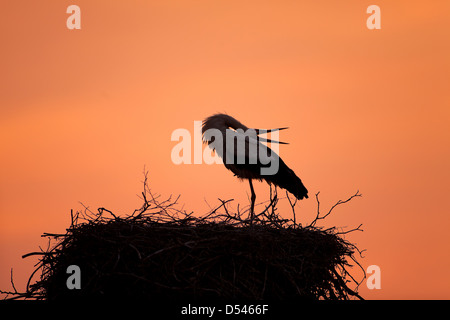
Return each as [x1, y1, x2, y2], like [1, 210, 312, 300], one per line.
[1, 0, 449, 299]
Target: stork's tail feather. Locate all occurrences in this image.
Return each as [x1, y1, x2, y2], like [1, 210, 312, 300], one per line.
[266, 159, 308, 200]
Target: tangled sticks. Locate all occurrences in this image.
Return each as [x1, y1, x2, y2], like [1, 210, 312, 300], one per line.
[3, 175, 364, 300]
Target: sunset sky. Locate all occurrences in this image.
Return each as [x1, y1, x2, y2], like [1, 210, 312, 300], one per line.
[1, 1, 449, 299]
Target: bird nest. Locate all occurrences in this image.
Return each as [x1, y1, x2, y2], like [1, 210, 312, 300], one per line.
[3, 175, 365, 300]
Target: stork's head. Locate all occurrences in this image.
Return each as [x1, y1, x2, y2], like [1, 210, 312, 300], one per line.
[202, 113, 288, 144]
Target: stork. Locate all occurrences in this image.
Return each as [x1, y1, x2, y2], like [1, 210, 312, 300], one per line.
[202, 113, 308, 221]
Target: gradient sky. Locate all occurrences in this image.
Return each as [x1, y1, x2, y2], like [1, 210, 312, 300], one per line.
[1, 1, 449, 299]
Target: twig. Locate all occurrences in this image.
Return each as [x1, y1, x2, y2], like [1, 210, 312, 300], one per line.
[286, 191, 298, 227]
[308, 190, 362, 228]
[10, 269, 17, 295]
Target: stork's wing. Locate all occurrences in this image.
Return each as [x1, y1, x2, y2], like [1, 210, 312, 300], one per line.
[220, 129, 281, 177]
[223, 129, 277, 161]
[222, 129, 308, 200]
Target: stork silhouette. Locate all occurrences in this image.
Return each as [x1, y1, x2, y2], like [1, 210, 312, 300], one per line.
[202, 113, 308, 221]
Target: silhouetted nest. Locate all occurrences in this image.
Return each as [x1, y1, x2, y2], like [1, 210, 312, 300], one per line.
[2, 173, 365, 300]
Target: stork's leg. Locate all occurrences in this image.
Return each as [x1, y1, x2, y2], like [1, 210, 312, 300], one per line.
[248, 179, 256, 223]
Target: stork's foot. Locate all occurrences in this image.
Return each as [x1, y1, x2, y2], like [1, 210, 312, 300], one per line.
[248, 179, 256, 225]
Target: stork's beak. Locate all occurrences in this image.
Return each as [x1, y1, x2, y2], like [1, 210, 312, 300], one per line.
[254, 127, 289, 134]
[254, 127, 289, 144]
